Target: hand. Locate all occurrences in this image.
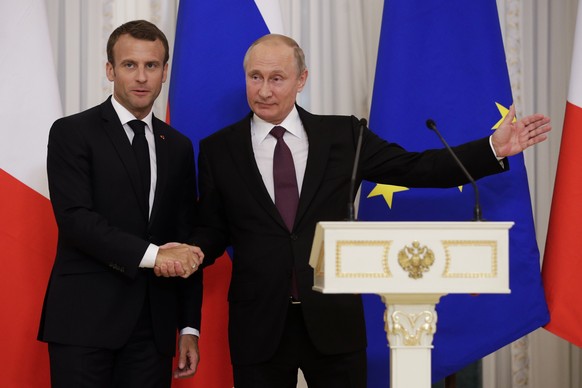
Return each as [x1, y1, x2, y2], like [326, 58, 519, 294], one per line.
[153, 244, 204, 278]
[491, 104, 551, 157]
[173, 334, 200, 379]
[159, 242, 181, 249]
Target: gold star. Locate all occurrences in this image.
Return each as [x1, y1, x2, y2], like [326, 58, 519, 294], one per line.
[367, 184, 409, 209]
[492, 102, 516, 130]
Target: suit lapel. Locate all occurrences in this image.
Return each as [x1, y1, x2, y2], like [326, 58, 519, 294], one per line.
[226, 115, 287, 228]
[295, 107, 331, 227]
[100, 98, 149, 220]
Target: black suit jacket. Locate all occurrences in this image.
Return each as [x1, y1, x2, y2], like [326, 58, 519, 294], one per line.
[38, 98, 200, 356]
[196, 106, 506, 365]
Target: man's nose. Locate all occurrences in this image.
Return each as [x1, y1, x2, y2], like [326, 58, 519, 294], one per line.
[136, 67, 147, 82]
[258, 80, 271, 98]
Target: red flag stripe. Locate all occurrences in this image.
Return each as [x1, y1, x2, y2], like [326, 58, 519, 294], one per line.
[543, 101, 582, 346]
[0, 169, 57, 386]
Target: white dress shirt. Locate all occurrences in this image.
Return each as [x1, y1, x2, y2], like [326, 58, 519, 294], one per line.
[251, 106, 309, 200]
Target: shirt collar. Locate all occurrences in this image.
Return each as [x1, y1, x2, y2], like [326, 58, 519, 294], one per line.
[110, 95, 154, 133]
[252, 106, 303, 143]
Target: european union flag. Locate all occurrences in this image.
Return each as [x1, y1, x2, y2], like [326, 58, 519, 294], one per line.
[358, 1, 550, 384]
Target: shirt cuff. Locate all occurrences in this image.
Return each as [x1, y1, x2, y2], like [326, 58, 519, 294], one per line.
[180, 327, 200, 337]
[139, 244, 159, 268]
[489, 135, 504, 161]
[489, 135, 505, 168]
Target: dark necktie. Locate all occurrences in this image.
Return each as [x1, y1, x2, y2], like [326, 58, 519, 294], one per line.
[271, 125, 300, 301]
[271, 126, 299, 230]
[128, 120, 150, 208]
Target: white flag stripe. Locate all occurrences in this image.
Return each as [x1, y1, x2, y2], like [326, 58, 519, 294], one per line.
[254, 0, 285, 34]
[0, 0, 62, 197]
[569, 3, 582, 108]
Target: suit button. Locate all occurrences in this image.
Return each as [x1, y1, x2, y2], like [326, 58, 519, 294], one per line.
[290, 234, 298, 240]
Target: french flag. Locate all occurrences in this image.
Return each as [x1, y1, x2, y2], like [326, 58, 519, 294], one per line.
[543, 1, 582, 348]
[168, 1, 283, 387]
[0, 1, 61, 386]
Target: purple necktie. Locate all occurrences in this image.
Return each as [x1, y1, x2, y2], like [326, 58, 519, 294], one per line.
[271, 126, 300, 301]
[271, 126, 299, 231]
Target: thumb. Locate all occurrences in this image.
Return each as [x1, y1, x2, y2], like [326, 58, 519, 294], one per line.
[178, 345, 188, 369]
[504, 104, 516, 123]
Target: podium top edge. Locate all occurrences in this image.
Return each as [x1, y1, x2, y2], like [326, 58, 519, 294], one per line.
[316, 221, 514, 229]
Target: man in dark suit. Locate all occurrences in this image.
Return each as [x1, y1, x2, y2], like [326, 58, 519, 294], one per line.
[194, 34, 551, 387]
[38, 20, 204, 388]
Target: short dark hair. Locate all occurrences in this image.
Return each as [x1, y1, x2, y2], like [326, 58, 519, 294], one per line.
[243, 34, 307, 76]
[107, 20, 169, 65]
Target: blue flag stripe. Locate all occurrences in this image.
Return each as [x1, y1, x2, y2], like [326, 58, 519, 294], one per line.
[169, 1, 270, 155]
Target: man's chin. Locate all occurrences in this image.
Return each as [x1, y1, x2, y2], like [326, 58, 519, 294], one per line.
[254, 107, 276, 121]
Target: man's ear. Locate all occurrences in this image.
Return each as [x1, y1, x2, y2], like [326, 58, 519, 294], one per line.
[106, 62, 115, 82]
[297, 69, 308, 93]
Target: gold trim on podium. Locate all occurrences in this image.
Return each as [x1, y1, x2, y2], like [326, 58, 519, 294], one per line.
[335, 240, 392, 278]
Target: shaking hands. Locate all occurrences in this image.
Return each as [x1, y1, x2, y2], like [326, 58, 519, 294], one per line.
[154, 243, 204, 278]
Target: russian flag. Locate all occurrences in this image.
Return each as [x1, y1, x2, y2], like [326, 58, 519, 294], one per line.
[0, 1, 62, 386]
[168, 1, 283, 386]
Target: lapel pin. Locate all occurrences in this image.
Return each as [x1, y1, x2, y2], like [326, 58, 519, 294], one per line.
[159, 134, 165, 140]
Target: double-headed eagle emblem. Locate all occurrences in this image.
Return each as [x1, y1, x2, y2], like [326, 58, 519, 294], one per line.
[398, 241, 435, 279]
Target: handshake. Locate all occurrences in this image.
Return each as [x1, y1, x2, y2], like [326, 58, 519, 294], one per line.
[154, 243, 204, 278]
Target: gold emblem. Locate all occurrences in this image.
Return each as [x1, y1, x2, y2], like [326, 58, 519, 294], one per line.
[398, 241, 435, 279]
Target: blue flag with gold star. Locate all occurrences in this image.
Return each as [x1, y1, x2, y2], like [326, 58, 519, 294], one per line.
[358, 0, 549, 384]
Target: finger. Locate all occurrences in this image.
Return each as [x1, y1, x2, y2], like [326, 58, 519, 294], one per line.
[522, 114, 549, 128]
[502, 104, 516, 125]
[191, 254, 204, 267]
[159, 263, 170, 278]
[531, 133, 548, 145]
[529, 119, 551, 133]
[174, 356, 197, 378]
[174, 261, 190, 278]
[173, 364, 195, 379]
[178, 344, 188, 370]
[190, 245, 205, 259]
[173, 351, 193, 379]
[153, 265, 162, 277]
[167, 261, 178, 277]
[527, 121, 551, 140]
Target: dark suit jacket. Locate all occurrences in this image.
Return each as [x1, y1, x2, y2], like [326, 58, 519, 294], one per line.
[196, 106, 506, 365]
[38, 97, 200, 357]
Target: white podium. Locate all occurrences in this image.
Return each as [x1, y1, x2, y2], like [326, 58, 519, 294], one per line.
[308, 221, 513, 388]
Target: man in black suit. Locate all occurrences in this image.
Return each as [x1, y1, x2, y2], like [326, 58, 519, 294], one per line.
[38, 20, 204, 388]
[194, 34, 551, 387]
